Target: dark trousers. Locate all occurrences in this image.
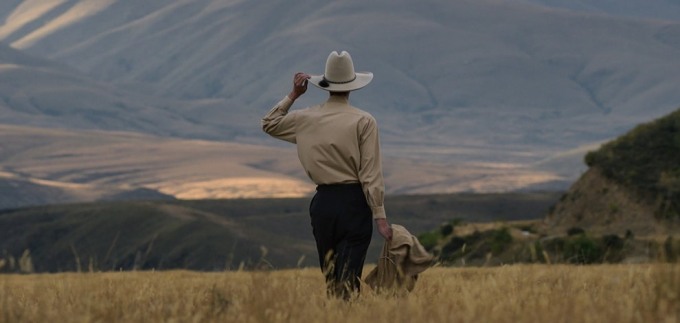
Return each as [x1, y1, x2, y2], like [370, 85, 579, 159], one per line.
[310, 183, 373, 299]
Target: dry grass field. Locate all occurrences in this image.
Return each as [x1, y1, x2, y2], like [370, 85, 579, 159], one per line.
[1, 264, 678, 323]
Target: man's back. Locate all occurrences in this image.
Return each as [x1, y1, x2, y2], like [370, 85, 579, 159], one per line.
[294, 95, 377, 186]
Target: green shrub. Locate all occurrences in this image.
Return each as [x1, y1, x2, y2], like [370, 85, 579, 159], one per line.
[438, 219, 463, 237]
[663, 236, 677, 262]
[625, 230, 635, 239]
[584, 151, 598, 167]
[491, 227, 513, 254]
[441, 237, 467, 255]
[565, 235, 603, 264]
[418, 231, 441, 251]
[602, 234, 624, 249]
[567, 227, 585, 236]
[609, 203, 620, 214]
[440, 224, 454, 236]
[526, 241, 545, 263]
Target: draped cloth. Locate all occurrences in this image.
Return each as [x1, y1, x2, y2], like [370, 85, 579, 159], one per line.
[365, 224, 434, 295]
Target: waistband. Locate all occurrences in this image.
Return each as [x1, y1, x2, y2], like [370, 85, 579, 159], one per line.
[316, 182, 362, 192]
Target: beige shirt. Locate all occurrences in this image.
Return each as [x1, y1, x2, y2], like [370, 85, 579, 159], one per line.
[262, 95, 386, 219]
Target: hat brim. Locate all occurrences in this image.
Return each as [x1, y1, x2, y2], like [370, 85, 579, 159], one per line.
[308, 72, 373, 92]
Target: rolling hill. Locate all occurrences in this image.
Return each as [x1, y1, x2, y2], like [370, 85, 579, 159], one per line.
[0, 124, 568, 210]
[0, 192, 561, 272]
[406, 109, 680, 266]
[546, 107, 680, 236]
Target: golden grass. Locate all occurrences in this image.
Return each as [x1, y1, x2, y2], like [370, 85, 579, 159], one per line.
[1, 265, 678, 323]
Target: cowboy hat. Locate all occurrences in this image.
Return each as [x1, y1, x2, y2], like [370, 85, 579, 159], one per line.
[309, 51, 373, 92]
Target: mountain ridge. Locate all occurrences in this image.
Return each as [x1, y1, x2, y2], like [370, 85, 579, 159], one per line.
[0, 1, 679, 198]
[509, 0, 680, 22]
[1, 0, 679, 149]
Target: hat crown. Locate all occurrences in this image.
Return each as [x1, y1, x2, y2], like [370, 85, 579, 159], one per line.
[324, 51, 356, 83]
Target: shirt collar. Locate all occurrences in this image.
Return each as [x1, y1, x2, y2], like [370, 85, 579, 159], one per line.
[326, 95, 349, 104]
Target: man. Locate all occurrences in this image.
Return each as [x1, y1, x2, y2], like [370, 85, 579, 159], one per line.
[262, 51, 393, 299]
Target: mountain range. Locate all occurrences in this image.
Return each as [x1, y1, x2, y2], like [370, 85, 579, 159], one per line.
[1, 0, 680, 206]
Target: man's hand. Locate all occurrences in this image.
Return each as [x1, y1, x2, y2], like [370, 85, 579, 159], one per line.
[288, 72, 311, 101]
[375, 218, 393, 241]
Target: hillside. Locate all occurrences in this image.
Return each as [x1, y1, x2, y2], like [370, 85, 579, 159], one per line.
[546, 108, 680, 235]
[0, 43, 221, 138]
[0, 124, 311, 209]
[0, 124, 568, 210]
[0, 1, 679, 155]
[512, 0, 680, 21]
[414, 110, 680, 266]
[0, 192, 560, 272]
[0, 1, 679, 199]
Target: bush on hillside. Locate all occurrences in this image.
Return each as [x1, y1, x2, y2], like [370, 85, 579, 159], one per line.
[584, 108, 680, 219]
[564, 235, 604, 264]
[567, 227, 585, 236]
[441, 237, 467, 255]
[440, 224, 454, 236]
[491, 227, 513, 254]
[418, 231, 441, 251]
[663, 236, 678, 262]
[602, 234, 624, 249]
[439, 219, 464, 237]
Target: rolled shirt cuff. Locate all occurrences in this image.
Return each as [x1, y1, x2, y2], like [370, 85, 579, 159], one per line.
[371, 206, 386, 220]
[273, 96, 291, 111]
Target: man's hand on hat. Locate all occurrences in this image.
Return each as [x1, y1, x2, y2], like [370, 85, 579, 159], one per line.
[289, 72, 311, 101]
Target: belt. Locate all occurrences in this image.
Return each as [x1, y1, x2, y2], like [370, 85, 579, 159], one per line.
[316, 182, 362, 192]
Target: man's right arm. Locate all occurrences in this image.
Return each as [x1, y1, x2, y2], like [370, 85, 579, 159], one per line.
[261, 72, 311, 143]
[262, 96, 297, 143]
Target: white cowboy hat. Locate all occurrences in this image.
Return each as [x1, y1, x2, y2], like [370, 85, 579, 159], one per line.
[309, 51, 373, 92]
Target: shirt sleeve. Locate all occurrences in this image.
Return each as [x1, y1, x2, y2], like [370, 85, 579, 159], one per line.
[358, 116, 387, 219]
[261, 96, 297, 143]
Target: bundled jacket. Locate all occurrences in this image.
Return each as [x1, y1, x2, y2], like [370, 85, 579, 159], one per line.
[365, 224, 434, 294]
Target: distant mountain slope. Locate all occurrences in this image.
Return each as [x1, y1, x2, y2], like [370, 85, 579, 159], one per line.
[0, 0, 679, 153]
[510, 0, 680, 21]
[0, 192, 560, 272]
[546, 108, 680, 236]
[0, 175, 85, 210]
[0, 43, 224, 138]
[0, 168, 175, 211]
[0, 124, 566, 210]
[0, 1, 679, 195]
[0, 124, 313, 210]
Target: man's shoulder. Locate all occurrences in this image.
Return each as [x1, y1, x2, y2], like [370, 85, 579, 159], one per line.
[292, 103, 322, 116]
[347, 105, 376, 120]
[303, 100, 377, 123]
